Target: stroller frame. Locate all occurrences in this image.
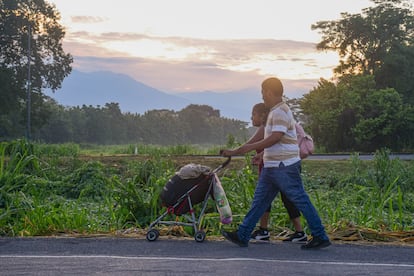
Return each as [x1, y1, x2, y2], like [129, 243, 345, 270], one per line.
[146, 157, 231, 242]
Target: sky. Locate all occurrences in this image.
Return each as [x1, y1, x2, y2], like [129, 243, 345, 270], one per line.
[47, 0, 374, 98]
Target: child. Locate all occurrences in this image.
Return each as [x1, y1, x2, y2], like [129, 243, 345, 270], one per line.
[248, 103, 307, 243]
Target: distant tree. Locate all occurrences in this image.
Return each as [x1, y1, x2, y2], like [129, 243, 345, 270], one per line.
[307, 0, 414, 151]
[34, 99, 73, 143]
[83, 105, 108, 144]
[301, 75, 412, 151]
[104, 103, 128, 144]
[0, 67, 23, 115]
[311, 0, 414, 76]
[178, 105, 221, 143]
[0, 0, 72, 138]
[0, 67, 24, 138]
[0, 0, 72, 91]
[66, 106, 88, 143]
[141, 109, 184, 145]
[286, 97, 306, 123]
[351, 87, 407, 151]
[123, 112, 144, 143]
[375, 44, 414, 105]
[301, 78, 345, 151]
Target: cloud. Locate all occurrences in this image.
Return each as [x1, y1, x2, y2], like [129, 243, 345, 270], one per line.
[66, 31, 317, 58]
[62, 31, 336, 94]
[70, 16, 107, 24]
[70, 55, 262, 92]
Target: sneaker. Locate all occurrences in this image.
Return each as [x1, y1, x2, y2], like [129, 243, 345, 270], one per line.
[251, 227, 270, 241]
[282, 231, 308, 243]
[221, 230, 248, 247]
[301, 236, 331, 250]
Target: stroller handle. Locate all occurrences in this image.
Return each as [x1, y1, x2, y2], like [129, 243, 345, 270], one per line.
[212, 156, 231, 174]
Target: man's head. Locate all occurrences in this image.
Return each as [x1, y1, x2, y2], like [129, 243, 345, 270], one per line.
[261, 77, 283, 108]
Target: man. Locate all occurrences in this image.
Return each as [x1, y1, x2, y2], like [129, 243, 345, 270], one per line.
[220, 77, 330, 250]
[247, 103, 306, 243]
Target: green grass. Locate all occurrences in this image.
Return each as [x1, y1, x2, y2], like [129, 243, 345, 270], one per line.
[0, 141, 413, 241]
[77, 143, 225, 156]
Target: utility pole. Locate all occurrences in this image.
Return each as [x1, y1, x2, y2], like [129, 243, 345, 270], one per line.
[26, 25, 31, 140]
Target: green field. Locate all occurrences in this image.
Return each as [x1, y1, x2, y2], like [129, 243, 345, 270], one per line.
[1, 140, 413, 244]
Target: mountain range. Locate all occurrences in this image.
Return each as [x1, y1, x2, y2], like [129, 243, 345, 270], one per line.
[45, 70, 309, 123]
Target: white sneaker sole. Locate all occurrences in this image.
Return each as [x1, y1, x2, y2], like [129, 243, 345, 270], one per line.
[251, 236, 270, 241]
[291, 237, 308, 243]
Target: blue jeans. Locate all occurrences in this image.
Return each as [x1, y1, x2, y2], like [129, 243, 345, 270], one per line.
[237, 161, 329, 242]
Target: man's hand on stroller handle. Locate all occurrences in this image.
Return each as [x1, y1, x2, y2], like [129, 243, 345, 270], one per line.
[220, 144, 253, 156]
[220, 149, 235, 157]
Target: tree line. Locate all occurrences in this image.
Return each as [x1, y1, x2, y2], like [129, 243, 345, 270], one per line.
[33, 102, 249, 145]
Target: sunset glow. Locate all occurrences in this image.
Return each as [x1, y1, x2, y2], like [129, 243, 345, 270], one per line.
[48, 0, 373, 94]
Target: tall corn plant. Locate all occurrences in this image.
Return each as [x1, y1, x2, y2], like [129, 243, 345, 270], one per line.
[367, 149, 406, 230]
[109, 158, 174, 228]
[310, 148, 410, 232]
[0, 140, 42, 235]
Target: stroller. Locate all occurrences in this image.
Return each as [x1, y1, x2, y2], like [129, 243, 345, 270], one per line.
[146, 157, 231, 242]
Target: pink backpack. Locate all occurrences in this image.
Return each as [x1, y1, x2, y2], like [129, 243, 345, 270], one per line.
[295, 122, 314, 159]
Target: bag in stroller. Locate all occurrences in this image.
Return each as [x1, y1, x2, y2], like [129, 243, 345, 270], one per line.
[160, 173, 211, 215]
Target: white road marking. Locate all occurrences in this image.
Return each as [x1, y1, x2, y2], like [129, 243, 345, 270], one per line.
[1, 255, 414, 268]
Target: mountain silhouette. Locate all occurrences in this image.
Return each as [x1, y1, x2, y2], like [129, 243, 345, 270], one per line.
[45, 70, 190, 113]
[46, 70, 308, 123]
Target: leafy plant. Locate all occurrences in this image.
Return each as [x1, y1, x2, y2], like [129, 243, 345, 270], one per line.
[1, 141, 413, 240]
[61, 161, 110, 199]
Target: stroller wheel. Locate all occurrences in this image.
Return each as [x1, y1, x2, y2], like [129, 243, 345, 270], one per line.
[146, 229, 160, 241]
[194, 230, 206, 242]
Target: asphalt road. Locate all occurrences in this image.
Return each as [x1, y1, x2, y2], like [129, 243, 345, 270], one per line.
[1, 237, 414, 275]
[205, 153, 414, 161]
[306, 153, 414, 161]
